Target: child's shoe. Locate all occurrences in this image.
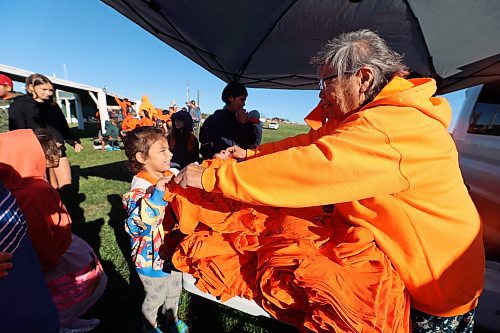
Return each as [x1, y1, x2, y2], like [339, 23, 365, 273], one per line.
[175, 319, 188, 333]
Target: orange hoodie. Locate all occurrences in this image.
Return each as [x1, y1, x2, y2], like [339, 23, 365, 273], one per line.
[114, 96, 131, 117]
[139, 95, 157, 119]
[0, 130, 72, 272]
[201, 77, 484, 317]
[122, 114, 141, 132]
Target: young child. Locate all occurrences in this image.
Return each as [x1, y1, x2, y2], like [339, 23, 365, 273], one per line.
[167, 111, 200, 170]
[122, 126, 187, 333]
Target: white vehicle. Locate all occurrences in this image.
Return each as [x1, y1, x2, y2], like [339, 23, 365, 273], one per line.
[268, 122, 279, 130]
[452, 80, 500, 332]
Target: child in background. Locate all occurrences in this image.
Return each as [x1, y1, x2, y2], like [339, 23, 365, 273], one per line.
[167, 111, 199, 170]
[122, 127, 187, 333]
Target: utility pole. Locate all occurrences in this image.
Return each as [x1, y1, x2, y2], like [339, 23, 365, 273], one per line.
[195, 89, 201, 138]
[185, 80, 190, 102]
[63, 64, 68, 80]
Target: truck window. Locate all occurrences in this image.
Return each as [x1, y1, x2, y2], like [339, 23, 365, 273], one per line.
[468, 81, 500, 136]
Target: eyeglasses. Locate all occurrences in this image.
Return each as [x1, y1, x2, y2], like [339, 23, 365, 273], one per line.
[318, 74, 338, 90]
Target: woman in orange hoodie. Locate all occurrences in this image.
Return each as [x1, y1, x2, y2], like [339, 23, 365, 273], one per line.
[175, 29, 484, 332]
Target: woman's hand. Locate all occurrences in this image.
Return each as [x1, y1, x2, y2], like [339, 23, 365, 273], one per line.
[74, 143, 83, 153]
[0, 252, 12, 278]
[174, 163, 206, 189]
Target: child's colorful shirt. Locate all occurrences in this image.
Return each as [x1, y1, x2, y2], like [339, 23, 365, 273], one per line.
[122, 171, 169, 277]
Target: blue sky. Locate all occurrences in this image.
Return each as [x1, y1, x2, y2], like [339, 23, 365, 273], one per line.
[2, 0, 465, 127]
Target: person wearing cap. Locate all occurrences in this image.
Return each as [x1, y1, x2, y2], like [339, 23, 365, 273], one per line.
[0, 74, 23, 133]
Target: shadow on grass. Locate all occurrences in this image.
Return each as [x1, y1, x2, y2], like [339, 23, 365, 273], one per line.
[185, 294, 299, 333]
[61, 165, 142, 332]
[106, 193, 143, 295]
[72, 201, 144, 333]
[79, 194, 145, 333]
[79, 161, 132, 183]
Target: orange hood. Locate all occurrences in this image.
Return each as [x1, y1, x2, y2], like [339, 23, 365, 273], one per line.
[0, 129, 46, 189]
[0, 129, 72, 272]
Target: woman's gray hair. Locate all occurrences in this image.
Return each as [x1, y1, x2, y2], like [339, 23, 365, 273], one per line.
[311, 29, 409, 102]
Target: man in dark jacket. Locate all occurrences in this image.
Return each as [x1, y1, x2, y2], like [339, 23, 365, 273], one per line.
[199, 81, 256, 160]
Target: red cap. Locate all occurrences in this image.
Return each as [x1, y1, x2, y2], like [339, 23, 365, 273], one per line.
[0, 74, 13, 88]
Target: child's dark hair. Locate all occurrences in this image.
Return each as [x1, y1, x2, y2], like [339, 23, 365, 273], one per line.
[124, 127, 166, 174]
[33, 128, 60, 167]
[221, 81, 247, 105]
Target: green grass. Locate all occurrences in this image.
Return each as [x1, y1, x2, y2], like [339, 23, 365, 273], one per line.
[261, 123, 309, 144]
[66, 123, 308, 333]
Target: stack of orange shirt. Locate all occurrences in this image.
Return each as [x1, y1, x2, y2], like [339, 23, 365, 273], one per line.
[173, 230, 257, 302]
[166, 161, 410, 332]
[257, 212, 409, 333]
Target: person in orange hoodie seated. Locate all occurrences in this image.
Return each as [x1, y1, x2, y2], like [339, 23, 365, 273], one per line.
[122, 114, 141, 133]
[174, 29, 484, 332]
[0, 129, 107, 333]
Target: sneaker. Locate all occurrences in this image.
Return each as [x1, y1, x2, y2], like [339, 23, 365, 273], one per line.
[175, 319, 188, 333]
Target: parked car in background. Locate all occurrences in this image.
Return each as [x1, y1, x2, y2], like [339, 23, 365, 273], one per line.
[452, 80, 500, 332]
[268, 122, 279, 130]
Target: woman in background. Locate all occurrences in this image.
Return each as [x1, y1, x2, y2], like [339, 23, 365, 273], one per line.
[8, 73, 82, 189]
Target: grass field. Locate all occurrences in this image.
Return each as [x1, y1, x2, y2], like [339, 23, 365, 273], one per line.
[66, 122, 309, 333]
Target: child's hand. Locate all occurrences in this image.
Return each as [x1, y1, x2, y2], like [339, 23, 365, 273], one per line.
[156, 175, 173, 191]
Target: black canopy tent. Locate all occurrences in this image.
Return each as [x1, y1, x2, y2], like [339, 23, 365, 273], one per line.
[102, 0, 500, 94]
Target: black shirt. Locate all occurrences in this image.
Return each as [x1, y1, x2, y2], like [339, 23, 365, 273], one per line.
[199, 108, 256, 160]
[9, 95, 80, 147]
